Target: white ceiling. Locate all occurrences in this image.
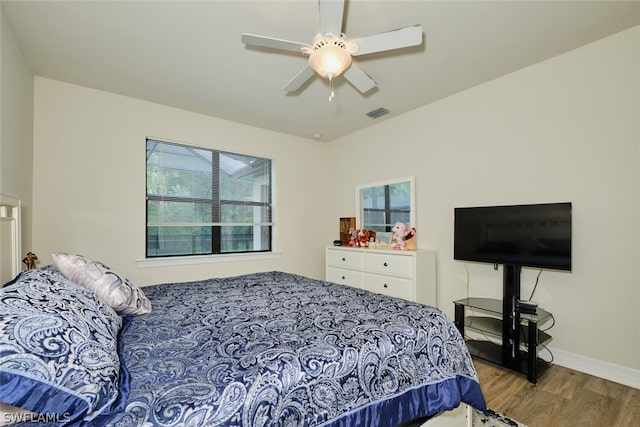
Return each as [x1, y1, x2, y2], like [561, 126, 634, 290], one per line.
[3, 0, 640, 142]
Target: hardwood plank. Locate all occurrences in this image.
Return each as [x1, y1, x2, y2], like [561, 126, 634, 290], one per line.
[473, 358, 640, 427]
[584, 374, 627, 399]
[539, 364, 580, 400]
[616, 386, 640, 426]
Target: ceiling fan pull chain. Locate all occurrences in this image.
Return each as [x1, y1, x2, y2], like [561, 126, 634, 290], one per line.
[329, 75, 335, 102]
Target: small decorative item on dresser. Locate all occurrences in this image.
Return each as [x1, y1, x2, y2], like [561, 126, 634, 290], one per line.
[339, 217, 356, 245]
[392, 222, 417, 251]
[404, 227, 417, 250]
[22, 252, 38, 269]
[348, 228, 376, 248]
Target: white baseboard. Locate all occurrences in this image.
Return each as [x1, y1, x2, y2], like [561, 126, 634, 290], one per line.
[549, 346, 640, 389]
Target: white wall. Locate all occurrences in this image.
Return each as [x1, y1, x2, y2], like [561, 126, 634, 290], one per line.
[0, 5, 33, 252]
[32, 78, 330, 285]
[327, 26, 640, 374]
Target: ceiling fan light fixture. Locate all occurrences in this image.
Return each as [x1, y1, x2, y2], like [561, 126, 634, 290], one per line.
[308, 42, 352, 79]
[242, 5, 423, 95]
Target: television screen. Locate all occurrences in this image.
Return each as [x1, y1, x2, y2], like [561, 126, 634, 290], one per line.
[454, 202, 572, 271]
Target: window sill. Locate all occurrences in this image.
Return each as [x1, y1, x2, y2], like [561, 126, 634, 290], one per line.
[136, 251, 282, 268]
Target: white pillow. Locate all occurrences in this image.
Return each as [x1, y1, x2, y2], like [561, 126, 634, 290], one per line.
[52, 253, 151, 315]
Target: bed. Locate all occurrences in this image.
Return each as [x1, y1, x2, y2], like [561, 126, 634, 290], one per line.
[0, 254, 486, 426]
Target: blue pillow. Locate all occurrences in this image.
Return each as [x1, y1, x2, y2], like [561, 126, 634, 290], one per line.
[0, 267, 123, 423]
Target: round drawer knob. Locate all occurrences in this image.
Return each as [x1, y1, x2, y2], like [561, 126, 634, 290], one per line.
[383, 283, 388, 288]
[342, 276, 346, 280]
[383, 262, 388, 267]
[342, 257, 346, 262]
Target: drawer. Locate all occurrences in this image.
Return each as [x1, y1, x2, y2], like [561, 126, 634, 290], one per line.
[327, 267, 364, 289]
[326, 249, 364, 270]
[364, 273, 413, 301]
[364, 252, 413, 278]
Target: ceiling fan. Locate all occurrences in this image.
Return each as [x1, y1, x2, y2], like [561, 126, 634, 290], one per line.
[241, 0, 423, 96]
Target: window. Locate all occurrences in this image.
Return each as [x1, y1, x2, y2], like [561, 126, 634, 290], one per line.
[146, 139, 272, 257]
[356, 178, 414, 232]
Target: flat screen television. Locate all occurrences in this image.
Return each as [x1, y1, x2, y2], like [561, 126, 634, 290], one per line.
[454, 202, 572, 271]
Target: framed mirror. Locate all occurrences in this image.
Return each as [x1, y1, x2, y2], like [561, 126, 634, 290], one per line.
[355, 177, 415, 233]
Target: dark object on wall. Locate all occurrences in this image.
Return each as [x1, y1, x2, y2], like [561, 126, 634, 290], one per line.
[454, 202, 572, 271]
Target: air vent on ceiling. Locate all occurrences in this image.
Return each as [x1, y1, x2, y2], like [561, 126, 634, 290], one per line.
[366, 107, 390, 119]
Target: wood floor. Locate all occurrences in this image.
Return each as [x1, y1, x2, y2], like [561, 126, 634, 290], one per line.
[474, 358, 640, 427]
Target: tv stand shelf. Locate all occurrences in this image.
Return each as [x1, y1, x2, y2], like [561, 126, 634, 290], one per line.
[453, 266, 555, 384]
[464, 315, 552, 345]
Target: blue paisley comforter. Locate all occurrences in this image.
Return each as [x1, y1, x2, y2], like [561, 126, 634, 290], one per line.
[108, 271, 485, 426]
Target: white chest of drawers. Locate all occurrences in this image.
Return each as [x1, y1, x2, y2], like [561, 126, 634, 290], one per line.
[325, 246, 437, 307]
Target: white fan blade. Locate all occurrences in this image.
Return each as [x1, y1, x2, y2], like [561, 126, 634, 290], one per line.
[242, 33, 310, 53]
[350, 25, 423, 56]
[318, 0, 345, 36]
[283, 66, 316, 92]
[343, 64, 376, 93]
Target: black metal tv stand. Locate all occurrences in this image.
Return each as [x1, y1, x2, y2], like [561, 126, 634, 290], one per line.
[453, 265, 553, 383]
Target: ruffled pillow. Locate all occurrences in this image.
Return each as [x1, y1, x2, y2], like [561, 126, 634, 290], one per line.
[52, 253, 151, 316]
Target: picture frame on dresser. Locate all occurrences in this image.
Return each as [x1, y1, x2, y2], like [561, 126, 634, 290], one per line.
[339, 217, 356, 245]
[376, 232, 392, 245]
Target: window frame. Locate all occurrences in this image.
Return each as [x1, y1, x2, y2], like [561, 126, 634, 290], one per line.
[145, 138, 274, 259]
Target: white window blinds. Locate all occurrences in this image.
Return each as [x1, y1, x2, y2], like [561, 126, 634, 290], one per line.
[146, 139, 273, 257]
